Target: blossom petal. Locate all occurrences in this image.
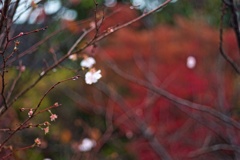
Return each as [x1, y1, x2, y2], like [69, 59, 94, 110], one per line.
[78, 138, 96, 152]
[85, 70, 102, 85]
[85, 72, 94, 84]
[80, 57, 96, 68]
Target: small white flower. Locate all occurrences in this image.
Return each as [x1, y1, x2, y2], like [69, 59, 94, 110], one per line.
[85, 69, 102, 85]
[69, 54, 78, 61]
[80, 57, 96, 68]
[78, 138, 96, 152]
[186, 56, 196, 69]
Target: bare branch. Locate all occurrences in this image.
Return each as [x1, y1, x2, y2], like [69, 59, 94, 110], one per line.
[219, 2, 240, 74]
[105, 59, 240, 129]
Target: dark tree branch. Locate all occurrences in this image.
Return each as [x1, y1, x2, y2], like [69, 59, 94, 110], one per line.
[227, 0, 240, 50]
[0, 0, 10, 33]
[219, 2, 240, 74]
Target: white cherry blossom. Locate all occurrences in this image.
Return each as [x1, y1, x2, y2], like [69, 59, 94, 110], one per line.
[85, 69, 102, 85]
[78, 138, 96, 152]
[186, 56, 196, 69]
[80, 57, 96, 68]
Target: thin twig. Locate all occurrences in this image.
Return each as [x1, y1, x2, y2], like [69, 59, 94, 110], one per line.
[9, 26, 48, 42]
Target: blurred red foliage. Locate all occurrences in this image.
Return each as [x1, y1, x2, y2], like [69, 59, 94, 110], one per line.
[92, 15, 240, 159]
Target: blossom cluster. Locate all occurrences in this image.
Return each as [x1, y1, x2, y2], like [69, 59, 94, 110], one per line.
[70, 54, 102, 84]
[25, 103, 59, 135]
[81, 56, 102, 85]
